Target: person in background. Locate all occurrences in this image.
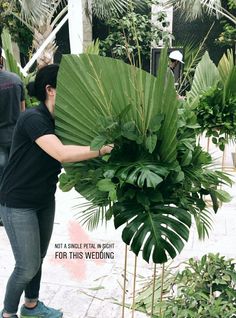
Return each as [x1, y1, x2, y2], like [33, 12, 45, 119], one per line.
[0, 47, 25, 226]
[169, 50, 184, 75]
[0, 64, 113, 318]
[168, 50, 185, 100]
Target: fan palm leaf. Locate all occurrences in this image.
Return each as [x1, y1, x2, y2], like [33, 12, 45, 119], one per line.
[56, 49, 178, 163]
[218, 49, 236, 103]
[187, 51, 220, 107]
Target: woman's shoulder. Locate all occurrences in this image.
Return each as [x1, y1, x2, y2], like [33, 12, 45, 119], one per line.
[20, 106, 41, 119]
[17, 106, 43, 128]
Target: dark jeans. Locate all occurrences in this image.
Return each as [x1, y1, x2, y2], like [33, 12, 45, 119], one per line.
[0, 201, 55, 314]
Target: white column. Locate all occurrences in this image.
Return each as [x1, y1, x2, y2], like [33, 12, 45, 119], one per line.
[68, 0, 83, 54]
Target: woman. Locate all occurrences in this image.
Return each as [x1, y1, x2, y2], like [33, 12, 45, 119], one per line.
[0, 64, 113, 318]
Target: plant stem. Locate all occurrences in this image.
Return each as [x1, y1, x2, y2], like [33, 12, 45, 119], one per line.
[159, 263, 165, 318]
[151, 263, 157, 317]
[122, 244, 128, 318]
[131, 255, 138, 318]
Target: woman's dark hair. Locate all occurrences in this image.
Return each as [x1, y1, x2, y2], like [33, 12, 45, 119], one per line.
[27, 64, 59, 102]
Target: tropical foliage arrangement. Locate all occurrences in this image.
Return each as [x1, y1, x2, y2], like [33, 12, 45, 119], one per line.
[188, 49, 236, 151]
[55, 48, 232, 265]
[133, 253, 236, 317]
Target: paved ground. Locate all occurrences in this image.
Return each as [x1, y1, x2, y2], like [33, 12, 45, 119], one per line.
[0, 167, 235, 317]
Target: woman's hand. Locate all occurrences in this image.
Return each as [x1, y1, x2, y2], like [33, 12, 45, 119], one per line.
[99, 144, 114, 156]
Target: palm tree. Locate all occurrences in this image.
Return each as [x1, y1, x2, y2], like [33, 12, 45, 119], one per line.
[6, 0, 145, 69]
[166, 0, 236, 24]
[6, 0, 67, 68]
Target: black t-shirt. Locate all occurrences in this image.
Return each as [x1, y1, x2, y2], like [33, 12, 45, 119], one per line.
[0, 70, 25, 146]
[0, 103, 61, 208]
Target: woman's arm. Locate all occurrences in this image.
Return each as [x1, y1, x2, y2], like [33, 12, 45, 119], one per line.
[35, 134, 112, 163]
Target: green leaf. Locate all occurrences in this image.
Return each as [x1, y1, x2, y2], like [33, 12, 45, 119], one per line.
[97, 179, 115, 192]
[188, 51, 220, 107]
[118, 104, 132, 121]
[145, 134, 157, 153]
[59, 173, 76, 192]
[113, 202, 191, 264]
[122, 121, 139, 141]
[208, 189, 219, 213]
[149, 114, 164, 132]
[105, 207, 113, 221]
[214, 189, 232, 203]
[138, 168, 163, 188]
[181, 150, 193, 166]
[91, 135, 107, 150]
[109, 190, 117, 201]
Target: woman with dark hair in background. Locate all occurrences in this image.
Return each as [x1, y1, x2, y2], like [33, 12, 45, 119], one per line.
[0, 64, 113, 318]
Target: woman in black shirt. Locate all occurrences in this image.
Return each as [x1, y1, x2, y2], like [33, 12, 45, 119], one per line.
[0, 64, 112, 318]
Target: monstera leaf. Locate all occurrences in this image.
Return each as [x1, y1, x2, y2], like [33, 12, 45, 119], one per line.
[113, 202, 191, 264]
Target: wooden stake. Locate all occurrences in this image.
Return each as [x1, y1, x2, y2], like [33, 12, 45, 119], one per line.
[159, 264, 165, 317]
[151, 263, 157, 317]
[131, 255, 138, 318]
[122, 244, 128, 318]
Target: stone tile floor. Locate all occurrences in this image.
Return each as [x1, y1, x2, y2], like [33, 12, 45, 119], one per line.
[0, 171, 235, 318]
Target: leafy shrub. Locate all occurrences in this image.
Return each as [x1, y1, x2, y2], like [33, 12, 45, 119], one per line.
[99, 0, 171, 65]
[134, 253, 236, 318]
[161, 254, 236, 318]
[196, 86, 236, 150]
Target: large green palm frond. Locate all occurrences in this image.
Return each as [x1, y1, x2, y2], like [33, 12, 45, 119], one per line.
[218, 49, 236, 103]
[187, 51, 220, 107]
[56, 49, 178, 161]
